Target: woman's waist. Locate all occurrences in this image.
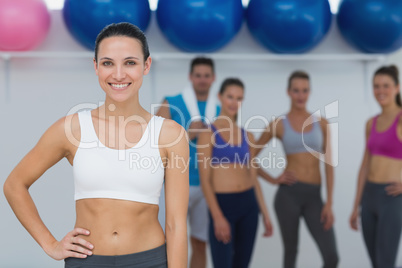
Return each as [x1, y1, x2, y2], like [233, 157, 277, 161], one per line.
[286, 156, 320, 167]
[284, 166, 321, 184]
[74, 221, 165, 255]
[369, 156, 402, 182]
[211, 168, 253, 192]
[75, 199, 164, 255]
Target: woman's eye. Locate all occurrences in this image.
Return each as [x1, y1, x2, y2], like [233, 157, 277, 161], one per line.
[126, 61, 136, 65]
[102, 61, 112, 66]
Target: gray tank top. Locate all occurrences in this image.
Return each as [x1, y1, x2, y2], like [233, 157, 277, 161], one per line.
[281, 115, 323, 155]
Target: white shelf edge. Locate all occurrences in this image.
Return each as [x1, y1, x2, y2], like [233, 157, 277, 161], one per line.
[0, 51, 386, 61]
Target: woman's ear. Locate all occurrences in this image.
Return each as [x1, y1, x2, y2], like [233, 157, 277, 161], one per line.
[218, 92, 223, 104]
[143, 57, 152, 75]
[93, 58, 99, 76]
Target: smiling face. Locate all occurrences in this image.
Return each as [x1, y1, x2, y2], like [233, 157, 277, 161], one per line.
[94, 36, 151, 103]
[373, 74, 400, 107]
[219, 84, 244, 118]
[288, 77, 310, 110]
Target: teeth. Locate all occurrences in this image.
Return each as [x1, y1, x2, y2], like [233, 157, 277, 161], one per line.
[111, 83, 129, 88]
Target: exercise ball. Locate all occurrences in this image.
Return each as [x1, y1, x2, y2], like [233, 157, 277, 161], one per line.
[156, 0, 244, 52]
[63, 0, 151, 50]
[0, 0, 50, 51]
[337, 0, 402, 53]
[246, 0, 332, 53]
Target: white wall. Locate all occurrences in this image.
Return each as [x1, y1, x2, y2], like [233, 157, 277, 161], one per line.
[1, 10, 401, 267]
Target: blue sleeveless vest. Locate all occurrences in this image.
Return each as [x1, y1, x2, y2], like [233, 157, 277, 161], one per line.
[166, 94, 220, 186]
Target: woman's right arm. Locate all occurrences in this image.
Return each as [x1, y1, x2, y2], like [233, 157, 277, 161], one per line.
[350, 119, 372, 231]
[197, 130, 231, 244]
[3, 115, 93, 260]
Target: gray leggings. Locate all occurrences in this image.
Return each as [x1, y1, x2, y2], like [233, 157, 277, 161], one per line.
[274, 182, 339, 268]
[64, 244, 167, 268]
[361, 181, 402, 268]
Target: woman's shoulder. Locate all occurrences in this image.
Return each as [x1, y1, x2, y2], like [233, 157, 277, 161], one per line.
[366, 116, 376, 129]
[159, 118, 188, 146]
[33, 113, 81, 154]
[51, 113, 81, 148]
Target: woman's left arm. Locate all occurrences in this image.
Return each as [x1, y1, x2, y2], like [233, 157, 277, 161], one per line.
[160, 119, 189, 268]
[321, 119, 335, 231]
[248, 132, 273, 237]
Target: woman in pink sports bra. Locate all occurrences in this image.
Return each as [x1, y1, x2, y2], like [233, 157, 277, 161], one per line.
[4, 23, 189, 268]
[350, 65, 402, 268]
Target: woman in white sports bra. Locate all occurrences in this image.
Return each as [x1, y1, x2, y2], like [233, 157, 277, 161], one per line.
[254, 71, 339, 268]
[4, 23, 189, 268]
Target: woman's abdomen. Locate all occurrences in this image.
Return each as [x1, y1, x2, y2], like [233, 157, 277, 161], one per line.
[74, 199, 165, 255]
[211, 165, 254, 193]
[286, 153, 322, 184]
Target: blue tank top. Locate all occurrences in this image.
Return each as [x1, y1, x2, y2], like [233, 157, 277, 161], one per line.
[281, 115, 323, 155]
[166, 94, 220, 186]
[210, 125, 250, 165]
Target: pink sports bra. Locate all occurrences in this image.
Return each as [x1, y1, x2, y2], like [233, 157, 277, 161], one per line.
[367, 112, 402, 159]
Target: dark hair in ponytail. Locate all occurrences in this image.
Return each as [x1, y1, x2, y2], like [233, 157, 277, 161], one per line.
[219, 78, 245, 121]
[219, 78, 244, 95]
[374, 65, 401, 107]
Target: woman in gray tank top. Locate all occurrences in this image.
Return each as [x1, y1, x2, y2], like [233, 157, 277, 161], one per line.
[254, 71, 339, 268]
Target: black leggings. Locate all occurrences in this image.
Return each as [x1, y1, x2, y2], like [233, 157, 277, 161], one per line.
[209, 188, 259, 268]
[274, 182, 339, 268]
[64, 244, 167, 268]
[361, 181, 402, 268]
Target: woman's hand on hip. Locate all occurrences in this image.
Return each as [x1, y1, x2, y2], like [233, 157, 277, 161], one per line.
[276, 171, 298, 185]
[386, 182, 402, 196]
[46, 228, 93, 260]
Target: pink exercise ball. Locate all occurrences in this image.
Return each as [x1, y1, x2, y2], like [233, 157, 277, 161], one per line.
[0, 0, 51, 51]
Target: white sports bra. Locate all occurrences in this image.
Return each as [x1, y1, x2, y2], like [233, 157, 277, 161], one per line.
[73, 109, 165, 205]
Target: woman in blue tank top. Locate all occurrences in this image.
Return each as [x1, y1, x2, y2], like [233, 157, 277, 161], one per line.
[254, 71, 339, 268]
[4, 23, 189, 268]
[198, 78, 273, 268]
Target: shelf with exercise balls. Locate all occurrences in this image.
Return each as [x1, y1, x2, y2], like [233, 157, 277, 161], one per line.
[0, 0, 51, 51]
[246, 0, 332, 54]
[337, 0, 402, 54]
[62, 0, 151, 50]
[156, 0, 244, 52]
[0, 0, 51, 101]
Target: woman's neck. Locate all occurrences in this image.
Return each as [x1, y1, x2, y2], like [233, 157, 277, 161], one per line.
[288, 106, 309, 117]
[215, 112, 237, 128]
[102, 95, 148, 119]
[381, 103, 401, 116]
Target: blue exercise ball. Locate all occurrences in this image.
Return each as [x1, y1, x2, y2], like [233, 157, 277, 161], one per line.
[337, 0, 402, 53]
[63, 0, 151, 50]
[246, 0, 332, 53]
[156, 0, 244, 52]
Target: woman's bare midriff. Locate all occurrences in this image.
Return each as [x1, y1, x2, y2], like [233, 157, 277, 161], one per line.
[286, 153, 322, 185]
[368, 155, 402, 184]
[74, 198, 165, 255]
[211, 164, 254, 193]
